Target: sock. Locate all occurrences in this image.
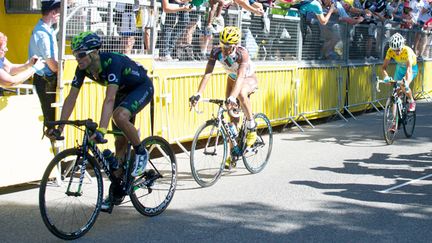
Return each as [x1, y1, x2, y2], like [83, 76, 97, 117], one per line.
[134, 143, 146, 155]
[246, 119, 256, 130]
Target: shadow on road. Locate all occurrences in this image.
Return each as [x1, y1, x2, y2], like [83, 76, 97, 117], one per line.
[291, 150, 432, 206]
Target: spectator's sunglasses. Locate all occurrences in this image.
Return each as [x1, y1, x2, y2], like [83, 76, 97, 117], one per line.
[73, 50, 94, 59]
[220, 42, 237, 51]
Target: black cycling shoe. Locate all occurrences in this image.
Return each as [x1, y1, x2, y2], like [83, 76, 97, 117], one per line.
[100, 195, 125, 214]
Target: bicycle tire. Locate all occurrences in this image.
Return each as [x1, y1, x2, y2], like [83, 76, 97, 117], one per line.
[402, 101, 416, 138]
[39, 148, 103, 240]
[383, 97, 398, 145]
[130, 136, 177, 217]
[242, 113, 273, 174]
[190, 120, 227, 187]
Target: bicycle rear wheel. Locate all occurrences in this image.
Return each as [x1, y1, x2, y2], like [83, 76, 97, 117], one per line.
[190, 120, 227, 187]
[383, 97, 398, 145]
[403, 102, 416, 138]
[130, 136, 177, 217]
[243, 113, 273, 174]
[39, 148, 103, 240]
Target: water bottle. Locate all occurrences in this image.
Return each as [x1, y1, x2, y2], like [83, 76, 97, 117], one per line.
[102, 149, 119, 171]
[228, 123, 238, 139]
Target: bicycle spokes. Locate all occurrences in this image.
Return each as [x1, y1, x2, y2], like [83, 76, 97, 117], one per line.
[39, 149, 102, 240]
[130, 136, 177, 217]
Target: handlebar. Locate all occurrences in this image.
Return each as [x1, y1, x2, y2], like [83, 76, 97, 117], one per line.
[375, 76, 405, 92]
[45, 119, 98, 131]
[191, 98, 242, 118]
[45, 119, 99, 141]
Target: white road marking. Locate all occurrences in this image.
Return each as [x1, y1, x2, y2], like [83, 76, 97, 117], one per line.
[379, 173, 432, 193]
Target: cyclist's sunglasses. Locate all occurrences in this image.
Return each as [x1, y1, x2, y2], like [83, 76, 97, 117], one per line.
[220, 42, 237, 50]
[73, 50, 94, 59]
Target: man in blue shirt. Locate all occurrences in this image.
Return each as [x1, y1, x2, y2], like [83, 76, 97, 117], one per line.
[28, 0, 60, 134]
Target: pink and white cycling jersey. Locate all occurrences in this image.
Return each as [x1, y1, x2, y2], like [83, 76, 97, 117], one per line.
[208, 46, 255, 80]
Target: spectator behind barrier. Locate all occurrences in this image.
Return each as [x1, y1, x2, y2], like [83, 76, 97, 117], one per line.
[0, 32, 45, 88]
[234, 0, 265, 16]
[319, 0, 364, 60]
[159, 0, 192, 61]
[361, 0, 388, 60]
[115, 2, 139, 54]
[28, 0, 61, 133]
[414, 0, 432, 58]
[400, 3, 414, 29]
[297, 0, 336, 26]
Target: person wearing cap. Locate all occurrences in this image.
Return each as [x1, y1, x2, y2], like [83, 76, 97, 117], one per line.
[0, 32, 45, 87]
[28, 0, 61, 133]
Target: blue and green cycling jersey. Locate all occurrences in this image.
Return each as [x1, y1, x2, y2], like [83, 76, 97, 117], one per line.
[72, 52, 150, 92]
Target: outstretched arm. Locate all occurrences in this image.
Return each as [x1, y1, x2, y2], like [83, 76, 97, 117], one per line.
[196, 61, 216, 94]
[381, 58, 390, 78]
[57, 87, 80, 132]
[0, 65, 35, 87]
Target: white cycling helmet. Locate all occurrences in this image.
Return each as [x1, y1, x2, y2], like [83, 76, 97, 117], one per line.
[389, 33, 405, 50]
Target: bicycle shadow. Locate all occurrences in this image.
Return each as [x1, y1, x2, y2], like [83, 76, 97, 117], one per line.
[282, 105, 432, 147]
[290, 150, 432, 206]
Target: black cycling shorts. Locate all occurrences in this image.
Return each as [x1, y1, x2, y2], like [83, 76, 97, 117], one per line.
[111, 77, 154, 133]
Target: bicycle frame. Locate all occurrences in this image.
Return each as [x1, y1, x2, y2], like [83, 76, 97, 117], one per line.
[198, 99, 248, 157]
[390, 82, 407, 125]
[58, 123, 135, 196]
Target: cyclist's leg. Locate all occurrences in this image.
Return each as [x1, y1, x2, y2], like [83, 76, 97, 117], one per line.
[403, 65, 418, 100]
[111, 92, 132, 171]
[239, 74, 258, 147]
[225, 76, 238, 168]
[113, 81, 154, 177]
[396, 64, 418, 111]
[237, 74, 258, 122]
[113, 84, 153, 145]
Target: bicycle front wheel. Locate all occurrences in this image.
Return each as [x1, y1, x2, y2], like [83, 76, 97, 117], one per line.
[243, 113, 273, 174]
[190, 120, 227, 187]
[130, 136, 177, 217]
[39, 148, 103, 240]
[383, 97, 398, 145]
[403, 102, 416, 138]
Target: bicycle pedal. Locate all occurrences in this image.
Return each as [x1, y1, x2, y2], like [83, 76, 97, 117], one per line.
[100, 203, 114, 214]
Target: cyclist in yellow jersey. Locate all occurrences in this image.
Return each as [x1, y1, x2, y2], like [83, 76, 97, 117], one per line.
[381, 32, 418, 114]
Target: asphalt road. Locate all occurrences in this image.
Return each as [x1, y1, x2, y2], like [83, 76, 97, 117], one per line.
[1, 101, 431, 243]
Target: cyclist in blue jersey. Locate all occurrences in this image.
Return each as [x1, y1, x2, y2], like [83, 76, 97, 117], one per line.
[52, 32, 154, 211]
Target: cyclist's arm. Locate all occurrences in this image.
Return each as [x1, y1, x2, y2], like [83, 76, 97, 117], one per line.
[57, 69, 85, 131]
[381, 58, 391, 79]
[98, 84, 118, 130]
[196, 57, 216, 94]
[58, 87, 80, 131]
[404, 59, 413, 83]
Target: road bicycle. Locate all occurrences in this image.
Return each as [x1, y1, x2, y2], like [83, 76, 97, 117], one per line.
[39, 119, 177, 240]
[376, 77, 416, 145]
[190, 98, 273, 187]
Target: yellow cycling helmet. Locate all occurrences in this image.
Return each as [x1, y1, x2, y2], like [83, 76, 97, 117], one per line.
[220, 26, 241, 45]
